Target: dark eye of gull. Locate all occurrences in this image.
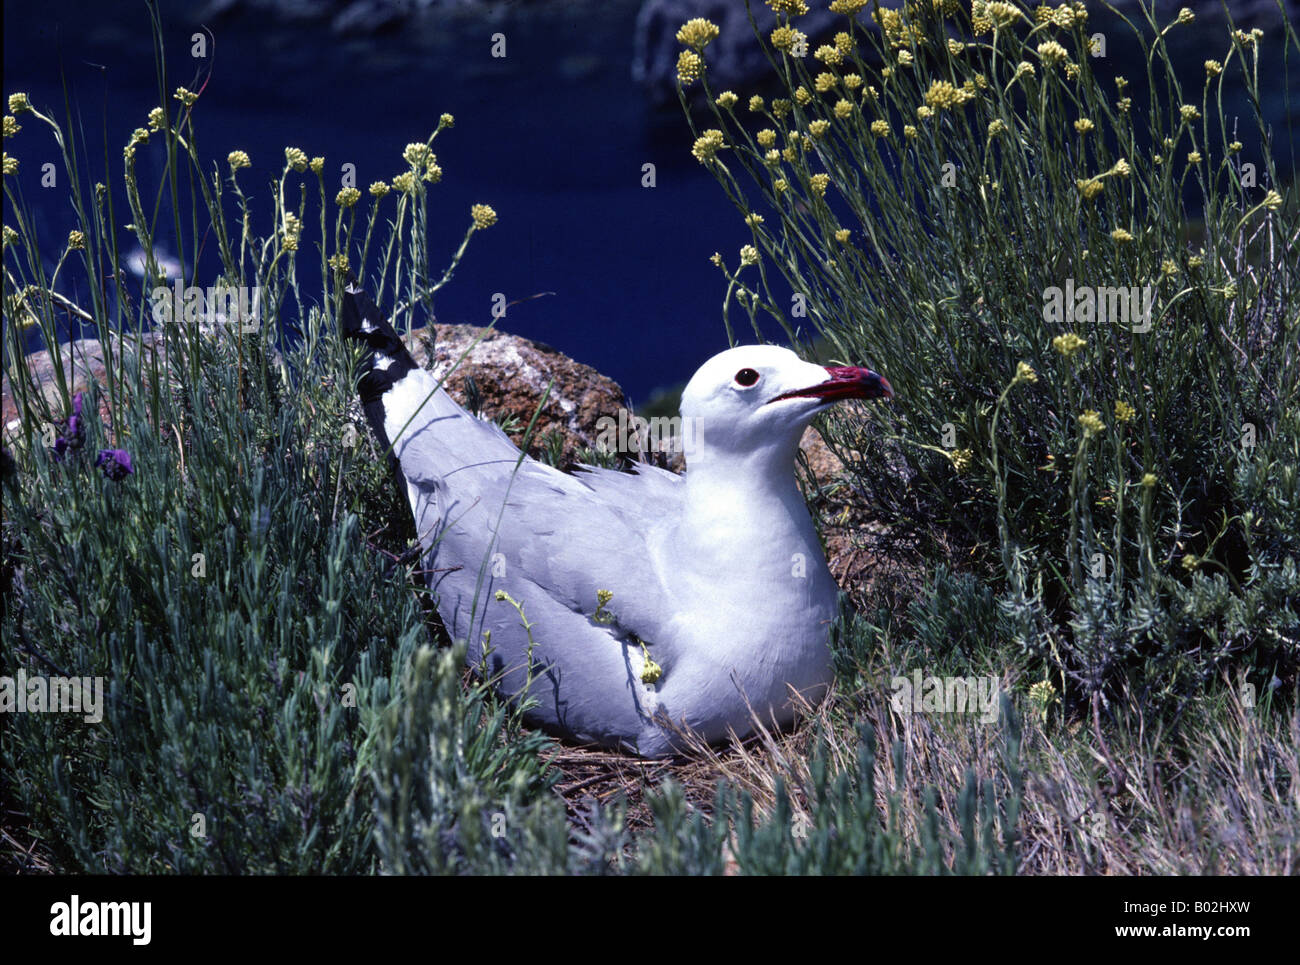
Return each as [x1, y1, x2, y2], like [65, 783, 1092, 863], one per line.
[734, 368, 760, 387]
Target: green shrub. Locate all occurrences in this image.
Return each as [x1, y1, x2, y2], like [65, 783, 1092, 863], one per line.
[682, 0, 1299, 717]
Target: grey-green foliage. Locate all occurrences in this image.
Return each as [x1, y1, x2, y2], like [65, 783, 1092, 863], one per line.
[684, 1, 1300, 715]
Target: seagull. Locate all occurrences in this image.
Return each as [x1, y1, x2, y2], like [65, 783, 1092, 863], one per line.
[341, 284, 892, 757]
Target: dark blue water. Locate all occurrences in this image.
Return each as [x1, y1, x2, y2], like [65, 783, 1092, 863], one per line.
[3, 0, 756, 402]
[4, 0, 1296, 400]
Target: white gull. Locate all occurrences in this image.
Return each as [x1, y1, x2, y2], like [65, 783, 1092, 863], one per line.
[341, 284, 892, 757]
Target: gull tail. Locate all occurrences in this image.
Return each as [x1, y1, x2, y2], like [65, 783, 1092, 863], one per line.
[339, 278, 420, 466]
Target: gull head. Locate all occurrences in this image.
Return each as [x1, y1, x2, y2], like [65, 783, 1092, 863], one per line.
[679, 344, 892, 471]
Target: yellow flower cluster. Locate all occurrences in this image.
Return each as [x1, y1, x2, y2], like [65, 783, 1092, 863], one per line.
[767, 0, 808, 14]
[1037, 40, 1069, 66]
[1076, 178, 1103, 201]
[749, 95, 765, 112]
[1, 153, 16, 175]
[1014, 361, 1038, 385]
[285, 147, 309, 172]
[1111, 228, 1133, 242]
[739, 244, 759, 265]
[440, 113, 455, 128]
[757, 129, 777, 148]
[828, 0, 867, 13]
[834, 228, 851, 242]
[834, 99, 854, 119]
[282, 211, 302, 251]
[391, 172, 416, 194]
[1077, 410, 1105, 437]
[770, 26, 807, 53]
[924, 80, 972, 111]
[871, 119, 890, 137]
[691, 129, 726, 163]
[1114, 400, 1136, 423]
[1180, 104, 1200, 122]
[3, 115, 19, 137]
[67, 230, 85, 250]
[173, 87, 198, 107]
[677, 50, 704, 84]
[147, 107, 166, 131]
[987, 118, 1007, 137]
[809, 173, 830, 196]
[814, 45, 842, 65]
[947, 448, 973, 472]
[369, 181, 390, 198]
[809, 119, 830, 138]
[336, 187, 361, 208]
[471, 204, 497, 229]
[1204, 60, 1222, 77]
[9, 93, 31, 113]
[310, 156, 324, 174]
[227, 150, 251, 170]
[717, 91, 738, 109]
[676, 17, 720, 50]
[404, 142, 433, 166]
[1052, 332, 1086, 357]
[1074, 118, 1094, 134]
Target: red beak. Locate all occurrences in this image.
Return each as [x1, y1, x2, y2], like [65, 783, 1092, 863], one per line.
[767, 365, 894, 405]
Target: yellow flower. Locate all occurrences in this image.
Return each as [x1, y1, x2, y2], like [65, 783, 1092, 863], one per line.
[2, 115, 19, 137]
[1117, 97, 1132, 114]
[1027, 678, 1057, 719]
[782, 146, 796, 162]
[282, 211, 302, 252]
[809, 173, 830, 196]
[336, 187, 361, 207]
[917, 106, 933, 120]
[8, 93, 31, 113]
[471, 204, 497, 229]
[774, 178, 789, 192]
[815, 72, 837, 93]
[1014, 361, 1038, 385]
[1188, 254, 1204, 268]
[677, 50, 704, 85]
[2, 224, 19, 247]
[772, 98, 792, 119]
[1077, 410, 1105, 437]
[1140, 472, 1158, 488]
[1014, 61, 1036, 81]
[871, 119, 890, 137]
[745, 213, 764, 226]
[739, 244, 759, 265]
[984, 1, 1023, 27]
[403, 142, 433, 167]
[691, 129, 726, 163]
[948, 39, 966, 55]
[1176, 6, 1194, 24]
[328, 253, 350, 273]
[285, 147, 309, 172]
[67, 230, 85, 250]
[1052, 332, 1087, 357]
[834, 31, 853, 54]
[1180, 104, 1200, 122]
[1074, 118, 1094, 134]
[1037, 40, 1069, 66]
[676, 17, 720, 50]
[369, 181, 390, 198]
[987, 118, 1007, 137]
[1228, 140, 1242, 153]
[422, 161, 442, 183]
[749, 95, 765, 112]
[814, 45, 842, 65]
[843, 73, 862, 89]
[794, 86, 811, 105]
[2, 152, 17, 175]
[1111, 227, 1133, 242]
[767, 0, 809, 14]
[903, 124, 918, 139]
[756, 129, 777, 148]
[1161, 258, 1178, 277]
[1204, 59, 1222, 77]
[391, 172, 416, 194]
[809, 119, 830, 138]
[227, 150, 251, 170]
[173, 86, 198, 107]
[947, 448, 973, 472]
[925, 80, 971, 110]
[1110, 158, 1131, 177]
[147, 107, 166, 131]
[834, 228, 851, 242]
[897, 50, 914, 67]
[440, 112, 455, 128]
[1076, 178, 1104, 201]
[1181, 553, 1200, 571]
[829, 0, 867, 12]
[1114, 400, 1136, 423]
[1262, 189, 1282, 211]
[717, 90, 738, 109]
[770, 26, 807, 53]
[834, 99, 853, 119]
[1187, 150, 1202, 165]
[310, 156, 324, 174]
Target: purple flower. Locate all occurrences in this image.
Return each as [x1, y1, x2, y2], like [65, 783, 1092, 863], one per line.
[95, 448, 133, 481]
[52, 392, 87, 461]
[67, 392, 84, 440]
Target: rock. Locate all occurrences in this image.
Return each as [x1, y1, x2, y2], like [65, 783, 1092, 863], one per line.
[403, 322, 633, 469]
